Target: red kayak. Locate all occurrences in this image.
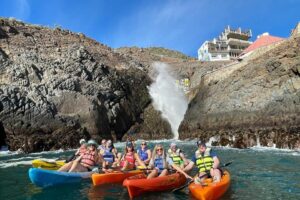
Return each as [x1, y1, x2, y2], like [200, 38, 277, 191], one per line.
[92, 170, 143, 186]
[123, 173, 187, 198]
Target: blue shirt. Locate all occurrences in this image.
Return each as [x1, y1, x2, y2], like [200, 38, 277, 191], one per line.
[191, 150, 217, 163]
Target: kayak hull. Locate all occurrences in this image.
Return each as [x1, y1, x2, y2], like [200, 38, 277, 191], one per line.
[28, 168, 93, 187]
[123, 173, 187, 198]
[32, 159, 65, 170]
[189, 170, 231, 200]
[92, 170, 143, 186]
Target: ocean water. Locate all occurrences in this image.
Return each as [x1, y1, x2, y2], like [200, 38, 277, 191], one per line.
[0, 141, 300, 200]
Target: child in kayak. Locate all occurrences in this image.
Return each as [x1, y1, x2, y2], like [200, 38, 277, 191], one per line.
[100, 140, 119, 172]
[119, 141, 145, 171]
[136, 140, 152, 165]
[184, 141, 221, 184]
[147, 144, 193, 179]
[167, 142, 190, 172]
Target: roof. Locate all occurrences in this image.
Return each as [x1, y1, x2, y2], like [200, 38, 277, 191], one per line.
[242, 34, 285, 54]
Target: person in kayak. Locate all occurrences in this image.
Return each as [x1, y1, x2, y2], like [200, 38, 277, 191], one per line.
[98, 139, 106, 152]
[101, 140, 119, 172]
[137, 140, 151, 165]
[185, 141, 221, 184]
[147, 144, 193, 179]
[59, 139, 102, 172]
[167, 142, 190, 172]
[64, 139, 87, 162]
[119, 141, 145, 171]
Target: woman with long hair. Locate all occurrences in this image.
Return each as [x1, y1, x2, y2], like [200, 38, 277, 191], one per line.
[147, 144, 192, 179]
[119, 141, 145, 171]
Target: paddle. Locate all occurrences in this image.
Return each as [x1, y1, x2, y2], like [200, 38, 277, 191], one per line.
[172, 161, 232, 192]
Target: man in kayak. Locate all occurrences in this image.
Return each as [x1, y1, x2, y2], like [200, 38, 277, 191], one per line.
[167, 143, 190, 172]
[119, 141, 146, 171]
[185, 141, 221, 184]
[147, 144, 193, 179]
[136, 140, 151, 165]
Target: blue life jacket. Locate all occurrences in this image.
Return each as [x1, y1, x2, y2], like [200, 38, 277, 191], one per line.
[137, 147, 148, 161]
[103, 147, 114, 163]
[154, 156, 164, 170]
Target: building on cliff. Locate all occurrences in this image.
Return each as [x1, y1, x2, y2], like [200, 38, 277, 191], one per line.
[198, 26, 252, 61]
[239, 32, 285, 58]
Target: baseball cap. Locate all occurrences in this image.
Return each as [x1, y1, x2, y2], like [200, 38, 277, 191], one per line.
[197, 140, 206, 147]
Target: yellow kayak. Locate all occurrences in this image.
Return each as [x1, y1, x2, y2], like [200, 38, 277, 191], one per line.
[32, 159, 65, 170]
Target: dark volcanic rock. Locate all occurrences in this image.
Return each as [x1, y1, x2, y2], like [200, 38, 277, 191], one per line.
[0, 18, 151, 152]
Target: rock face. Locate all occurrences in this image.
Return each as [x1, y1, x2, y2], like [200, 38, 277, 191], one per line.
[179, 37, 300, 149]
[0, 18, 151, 152]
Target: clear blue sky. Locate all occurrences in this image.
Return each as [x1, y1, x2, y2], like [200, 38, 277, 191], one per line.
[0, 0, 299, 57]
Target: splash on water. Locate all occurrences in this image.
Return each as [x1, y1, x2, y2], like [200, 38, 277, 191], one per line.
[148, 62, 188, 139]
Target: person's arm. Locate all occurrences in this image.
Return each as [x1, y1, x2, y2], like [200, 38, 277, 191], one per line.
[171, 163, 193, 179]
[135, 153, 146, 167]
[180, 152, 189, 165]
[144, 149, 152, 164]
[184, 156, 195, 171]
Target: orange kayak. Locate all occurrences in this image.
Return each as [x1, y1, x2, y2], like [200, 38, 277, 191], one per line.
[123, 173, 187, 198]
[92, 170, 143, 186]
[189, 170, 231, 200]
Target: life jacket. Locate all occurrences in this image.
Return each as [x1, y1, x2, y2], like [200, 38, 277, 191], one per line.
[137, 147, 148, 161]
[167, 148, 183, 166]
[121, 152, 135, 169]
[154, 156, 165, 170]
[195, 148, 214, 173]
[81, 150, 97, 167]
[102, 147, 114, 163]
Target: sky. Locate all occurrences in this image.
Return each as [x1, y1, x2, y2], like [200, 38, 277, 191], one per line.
[0, 0, 299, 57]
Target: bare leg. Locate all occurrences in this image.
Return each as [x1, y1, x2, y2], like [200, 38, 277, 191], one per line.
[147, 169, 158, 179]
[57, 161, 73, 172]
[211, 168, 221, 182]
[158, 169, 168, 177]
[69, 160, 88, 172]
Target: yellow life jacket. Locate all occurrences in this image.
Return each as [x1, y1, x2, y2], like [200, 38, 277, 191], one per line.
[195, 148, 214, 173]
[167, 148, 183, 166]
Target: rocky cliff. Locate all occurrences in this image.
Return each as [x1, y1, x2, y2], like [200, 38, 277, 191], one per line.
[0, 18, 155, 152]
[179, 37, 300, 149]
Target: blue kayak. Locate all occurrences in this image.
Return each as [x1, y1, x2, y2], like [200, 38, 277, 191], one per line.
[28, 168, 93, 187]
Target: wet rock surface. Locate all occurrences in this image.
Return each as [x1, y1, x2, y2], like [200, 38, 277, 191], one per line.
[179, 37, 300, 149]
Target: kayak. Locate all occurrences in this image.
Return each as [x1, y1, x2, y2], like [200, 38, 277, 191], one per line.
[123, 173, 187, 198]
[189, 170, 231, 200]
[92, 170, 143, 186]
[28, 168, 93, 187]
[32, 159, 65, 170]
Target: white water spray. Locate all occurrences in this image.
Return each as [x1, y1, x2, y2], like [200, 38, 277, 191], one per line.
[148, 62, 188, 139]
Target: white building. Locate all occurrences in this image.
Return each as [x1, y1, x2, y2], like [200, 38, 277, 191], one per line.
[198, 26, 252, 61]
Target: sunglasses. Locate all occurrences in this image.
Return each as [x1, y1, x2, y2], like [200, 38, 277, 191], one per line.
[156, 148, 163, 151]
[141, 143, 146, 145]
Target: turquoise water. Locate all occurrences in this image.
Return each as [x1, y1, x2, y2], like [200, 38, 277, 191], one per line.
[1, 141, 300, 200]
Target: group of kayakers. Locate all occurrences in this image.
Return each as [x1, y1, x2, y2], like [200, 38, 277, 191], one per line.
[58, 139, 222, 184]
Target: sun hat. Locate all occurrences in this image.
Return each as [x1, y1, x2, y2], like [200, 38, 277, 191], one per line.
[87, 139, 98, 147]
[79, 139, 86, 145]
